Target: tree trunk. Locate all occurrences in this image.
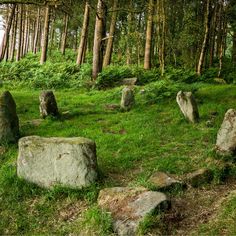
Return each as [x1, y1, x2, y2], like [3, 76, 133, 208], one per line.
[0, 4, 16, 61]
[76, 2, 90, 65]
[158, 0, 166, 76]
[9, 8, 17, 61]
[103, 0, 118, 67]
[40, 4, 50, 65]
[233, 30, 236, 66]
[126, 0, 132, 65]
[60, 13, 69, 55]
[33, 7, 40, 54]
[16, 4, 23, 61]
[197, 0, 211, 76]
[144, 0, 154, 69]
[92, 0, 106, 80]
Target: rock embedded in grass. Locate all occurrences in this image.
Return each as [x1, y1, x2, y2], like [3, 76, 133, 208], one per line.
[39, 91, 59, 118]
[148, 171, 186, 191]
[184, 168, 213, 187]
[98, 187, 169, 236]
[216, 109, 236, 156]
[0, 91, 19, 143]
[17, 136, 98, 189]
[176, 91, 199, 123]
[120, 87, 135, 111]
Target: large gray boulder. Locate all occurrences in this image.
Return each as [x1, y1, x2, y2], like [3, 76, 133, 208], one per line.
[176, 91, 199, 123]
[216, 109, 236, 156]
[39, 91, 59, 118]
[120, 87, 135, 111]
[17, 136, 98, 189]
[0, 91, 19, 143]
[98, 187, 169, 236]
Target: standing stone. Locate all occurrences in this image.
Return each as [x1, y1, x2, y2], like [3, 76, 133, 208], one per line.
[17, 136, 98, 189]
[120, 87, 135, 111]
[176, 91, 199, 123]
[39, 91, 59, 118]
[216, 109, 236, 156]
[98, 187, 169, 236]
[0, 91, 19, 143]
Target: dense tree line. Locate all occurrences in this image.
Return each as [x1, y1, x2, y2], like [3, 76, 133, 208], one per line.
[0, 0, 235, 79]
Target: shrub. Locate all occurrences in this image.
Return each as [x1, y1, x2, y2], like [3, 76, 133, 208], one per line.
[96, 66, 160, 89]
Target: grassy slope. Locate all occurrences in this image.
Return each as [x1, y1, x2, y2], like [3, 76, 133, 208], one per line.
[0, 84, 236, 235]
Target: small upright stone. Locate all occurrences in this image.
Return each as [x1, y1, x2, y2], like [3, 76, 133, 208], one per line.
[0, 91, 19, 143]
[216, 109, 236, 156]
[39, 91, 59, 118]
[176, 91, 199, 123]
[120, 87, 135, 111]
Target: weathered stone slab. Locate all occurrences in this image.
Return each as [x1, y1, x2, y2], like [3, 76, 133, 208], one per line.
[216, 109, 236, 156]
[39, 91, 59, 118]
[176, 91, 199, 123]
[98, 187, 169, 236]
[17, 136, 98, 189]
[149, 172, 186, 191]
[0, 91, 19, 143]
[121, 78, 137, 86]
[185, 168, 213, 187]
[120, 87, 135, 111]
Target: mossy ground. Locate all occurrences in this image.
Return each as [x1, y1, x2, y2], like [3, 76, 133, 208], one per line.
[0, 84, 236, 235]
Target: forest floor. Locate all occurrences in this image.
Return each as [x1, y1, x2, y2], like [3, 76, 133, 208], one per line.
[0, 83, 236, 235]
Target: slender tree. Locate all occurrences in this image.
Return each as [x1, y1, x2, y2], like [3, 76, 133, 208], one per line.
[40, 4, 50, 64]
[0, 4, 16, 61]
[92, 0, 107, 79]
[144, 0, 154, 69]
[76, 1, 90, 65]
[103, 0, 118, 67]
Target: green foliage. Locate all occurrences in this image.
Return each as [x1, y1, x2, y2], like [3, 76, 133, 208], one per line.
[143, 80, 200, 104]
[165, 67, 198, 83]
[96, 66, 160, 89]
[0, 55, 92, 89]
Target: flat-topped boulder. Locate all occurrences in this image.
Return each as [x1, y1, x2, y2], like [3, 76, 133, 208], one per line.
[17, 136, 98, 189]
[121, 78, 137, 86]
[98, 187, 169, 236]
[39, 91, 59, 118]
[148, 172, 186, 191]
[120, 87, 135, 111]
[176, 91, 199, 123]
[0, 91, 19, 143]
[216, 109, 236, 156]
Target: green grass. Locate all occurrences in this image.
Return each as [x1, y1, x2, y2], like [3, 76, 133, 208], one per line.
[0, 83, 236, 234]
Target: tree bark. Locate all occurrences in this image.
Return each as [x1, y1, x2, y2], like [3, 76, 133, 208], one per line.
[103, 0, 118, 67]
[9, 7, 17, 61]
[144, 0, 154, 69]
[126, 0, 132, 65]
[197, 0, 211, 76]
[76, 2, 90, 65]
[16, 4, 23, 61]
[40, 4, 50, 64]
[233, 30, 236, 66]
[0, 4, 16, 61]
[92, 0, 106, 80]
[60, 13, 69, 55]
[33, 7, 40, 54]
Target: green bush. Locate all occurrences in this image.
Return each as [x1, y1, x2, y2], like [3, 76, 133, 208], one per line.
[143, 80, 200, 104]
[96, 66, 160, 89]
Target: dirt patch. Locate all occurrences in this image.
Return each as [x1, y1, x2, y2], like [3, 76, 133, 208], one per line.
[150, 179, 236, 235]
